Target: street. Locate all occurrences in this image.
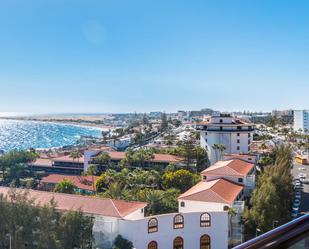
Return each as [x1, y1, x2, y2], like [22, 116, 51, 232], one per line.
[291, 161, 309, 214]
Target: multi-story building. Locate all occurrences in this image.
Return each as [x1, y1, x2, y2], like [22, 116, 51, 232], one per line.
[0, 187, 228, 249]
[84, 149, 185, 171]
[294, 110, 309, 133]
[196, 112, 255, 163]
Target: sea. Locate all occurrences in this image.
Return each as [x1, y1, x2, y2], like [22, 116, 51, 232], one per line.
[0, 119, 102, 152]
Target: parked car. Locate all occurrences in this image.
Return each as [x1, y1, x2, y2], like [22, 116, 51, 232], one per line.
[291, 210, 298, 219]
[293, 199, 301, 207]
[298, 173, 306, 179]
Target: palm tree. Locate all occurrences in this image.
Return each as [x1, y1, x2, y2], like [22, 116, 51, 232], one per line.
[145, 189, 163, 215]
[69, 150, 83, 175]
[228, 208, 237, 246]
[103, 182, 125, 199]
[212, 144, 226, 162]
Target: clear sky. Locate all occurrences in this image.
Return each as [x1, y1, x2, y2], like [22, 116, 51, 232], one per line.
[0, 0, 309, 114]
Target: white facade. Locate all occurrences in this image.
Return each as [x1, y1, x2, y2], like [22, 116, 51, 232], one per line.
[294, 110, 309, 133]
[197, 113, 254, 164]
[84, 149, 101, 171]
[123, 212, 227, 249]
[92, 211, 228, 249]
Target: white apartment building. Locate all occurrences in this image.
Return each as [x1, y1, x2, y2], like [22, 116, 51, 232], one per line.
[196, 112, 255, 164]
[294, 110, 309, 133]
[0, 187, 228, 249]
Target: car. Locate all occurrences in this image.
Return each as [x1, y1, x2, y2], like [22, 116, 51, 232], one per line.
[291, 210, 298, 219]
[293, 199, 301, 207]
[298, 173, 306, 178]
[298, 167, 306, 170]
[294, 193, 301, 200]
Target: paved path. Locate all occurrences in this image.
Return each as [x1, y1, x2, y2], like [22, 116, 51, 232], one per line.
[291, 161, 309, 214]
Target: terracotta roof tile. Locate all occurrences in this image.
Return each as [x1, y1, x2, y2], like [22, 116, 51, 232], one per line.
[40, 174, 99, 191]
[202, 159, 254, 177]
[0, 187, 147, 218]
[178, 179, 243, 205]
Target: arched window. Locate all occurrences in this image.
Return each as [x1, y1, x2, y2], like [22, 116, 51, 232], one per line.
[173, 214, 184, 229]
[148, 241, 158, 249]
[200, 213, 211, 227]
[173, 236, 184, 249]
[200, 235, 211, 249]
[148, 218, 158, 233]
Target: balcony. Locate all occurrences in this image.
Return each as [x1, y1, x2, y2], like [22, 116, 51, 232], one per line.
[233, 214, 309, 249]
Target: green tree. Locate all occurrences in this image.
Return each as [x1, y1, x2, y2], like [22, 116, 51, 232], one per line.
[113, 235, 133, 249]
[57, 210, 93, 249]
[243, 145, 293, 238]
[162, 169, 199, 192]
[54, 178, 76, 194]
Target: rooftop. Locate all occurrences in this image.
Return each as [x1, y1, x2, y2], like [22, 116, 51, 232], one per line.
[202, 159, 255, 177]
[178, 178, 243, 205]
[0, 187, 147, 218]
[40, 174, 99, 191]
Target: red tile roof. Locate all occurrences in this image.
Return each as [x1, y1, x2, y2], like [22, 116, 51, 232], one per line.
[31, 158, 52, 167]
[40, 174, 99, 191]
[178, 179, 243, 205]
[52, 155, 84, 163]
[202, 159, 255, 177]
[223, 154, 257, 163]
[0, 187, 147, 218]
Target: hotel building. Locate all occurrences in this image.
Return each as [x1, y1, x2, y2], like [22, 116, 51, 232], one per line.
[196, 112, 255, 163]
[294, 110, 309, 133]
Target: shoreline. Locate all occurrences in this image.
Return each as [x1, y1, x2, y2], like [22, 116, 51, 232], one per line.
[0, 117, 114, 132]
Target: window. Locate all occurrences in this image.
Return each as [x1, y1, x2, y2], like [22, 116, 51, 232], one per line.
[180, 201, 185, 207]
[248, 146, 250, 151]
[200, 235, 211, 249]
[238, 178, 243, 183]
[237, 133, 240, 136]
[237, 126, 241, 130]
[200, 213, 211, 227]
[237, 139, 240, 143]
[248, 133, 251, 138]
[173, 214, 184, 229]
[173, 236, 184, 249]
[220, 126, 223, 131]
[203, 175, 207, 181]
[148, 218, 158, 233]
[220, 119, 223, 123]
[148, 241, 158, 249]
[248, 139, 251, 144]
[237, 146, 240, 150]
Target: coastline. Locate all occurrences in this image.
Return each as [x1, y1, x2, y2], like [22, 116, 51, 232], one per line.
[0, 117, 114, 132]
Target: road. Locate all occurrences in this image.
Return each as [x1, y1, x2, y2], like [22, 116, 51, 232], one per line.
[291, 161, 309, 214]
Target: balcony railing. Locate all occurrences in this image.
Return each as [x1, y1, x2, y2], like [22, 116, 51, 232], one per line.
[232, 214, 309, 249]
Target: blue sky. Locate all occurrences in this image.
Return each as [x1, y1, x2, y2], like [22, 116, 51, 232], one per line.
[0, 0, 309, 113]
